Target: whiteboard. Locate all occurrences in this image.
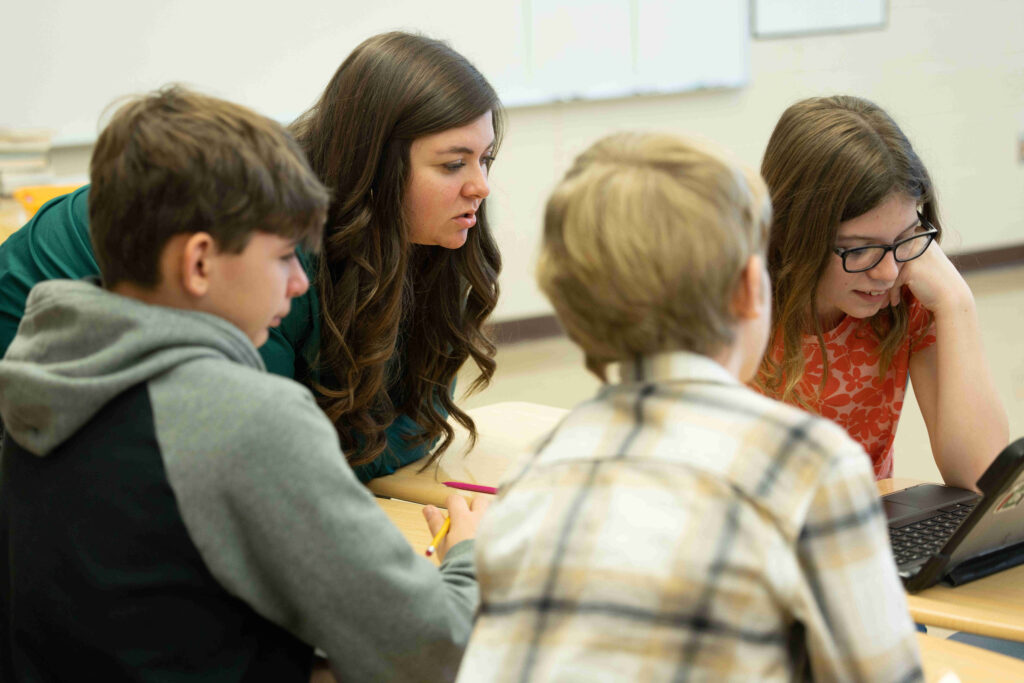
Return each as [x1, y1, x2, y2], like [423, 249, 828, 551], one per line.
[1, 0, 747, 146]
[752, 0, 887, 38]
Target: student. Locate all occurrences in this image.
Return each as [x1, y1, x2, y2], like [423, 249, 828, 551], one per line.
[753, 95, 1007, 489]
[0, 31, 502, 481]
[0, 87, 487, 681]
[456, 133, 922, 681]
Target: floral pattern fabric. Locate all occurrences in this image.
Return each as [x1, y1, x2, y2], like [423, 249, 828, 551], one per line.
[757, 295, 937, 479]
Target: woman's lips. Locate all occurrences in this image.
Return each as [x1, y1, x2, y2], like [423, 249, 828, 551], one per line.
[453, 212, 477, 229]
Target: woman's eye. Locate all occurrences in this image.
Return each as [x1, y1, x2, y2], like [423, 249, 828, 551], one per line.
[482, 155, 496, 169]
[443, 161, 466, 172]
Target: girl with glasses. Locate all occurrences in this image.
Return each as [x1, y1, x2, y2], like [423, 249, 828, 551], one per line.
[754, 95, 1006, 489]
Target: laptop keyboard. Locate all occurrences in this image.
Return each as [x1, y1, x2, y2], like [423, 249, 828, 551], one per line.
[889, 502, 976, 566]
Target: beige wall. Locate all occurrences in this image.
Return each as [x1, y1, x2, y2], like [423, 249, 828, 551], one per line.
[487, 0, 1024, 321]
[48, 0, 1024, 323]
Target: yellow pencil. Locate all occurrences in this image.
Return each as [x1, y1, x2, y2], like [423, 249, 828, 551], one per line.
[425, 516, 451, 557]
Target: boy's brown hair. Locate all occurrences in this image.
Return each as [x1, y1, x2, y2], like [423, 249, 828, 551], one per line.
[538, 132, 772, 380]
[89, 85, 329, 288]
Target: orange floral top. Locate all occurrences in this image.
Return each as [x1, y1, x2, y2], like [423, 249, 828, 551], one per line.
[756, 295, 937, 479]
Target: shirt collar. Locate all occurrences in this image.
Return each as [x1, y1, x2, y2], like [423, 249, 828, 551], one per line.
[616, 350, 738, 387]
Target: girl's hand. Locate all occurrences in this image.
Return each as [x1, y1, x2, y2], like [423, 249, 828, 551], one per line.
[890, 240, 972, 316]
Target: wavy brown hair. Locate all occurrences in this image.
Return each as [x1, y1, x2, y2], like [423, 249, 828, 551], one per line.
[755, 95, 941, 406]
[290, 32, 502, 469]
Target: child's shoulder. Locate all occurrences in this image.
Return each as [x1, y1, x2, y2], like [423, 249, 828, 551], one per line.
[733, 379, 863, 447]
[499, 384, 871, 549]
[151, 356, 342, 476]
[743, 383, 850, 437]
[739, 386, 868, 473]
[164, 355, 320, 421]
[694, 387, 873, 540]
[544, 382, 863, 484]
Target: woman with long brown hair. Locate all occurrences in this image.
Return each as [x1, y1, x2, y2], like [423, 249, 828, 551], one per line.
[754, 95, 1006, 489]
[290, 31, 502, 478]
[0, 31, 502, 480]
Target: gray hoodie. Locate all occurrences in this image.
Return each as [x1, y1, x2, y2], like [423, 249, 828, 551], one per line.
[0, 279, 478, 681]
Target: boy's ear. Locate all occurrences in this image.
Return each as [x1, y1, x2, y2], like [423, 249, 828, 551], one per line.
[731, 254, 768, 320]
[179, 232, 217, 298]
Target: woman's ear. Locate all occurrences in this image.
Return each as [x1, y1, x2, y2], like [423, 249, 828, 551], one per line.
[731, 254, 768, 320]
[179, 232, 216, 298]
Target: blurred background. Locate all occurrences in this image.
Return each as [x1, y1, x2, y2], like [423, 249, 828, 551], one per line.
[2, 0, 1021, 481]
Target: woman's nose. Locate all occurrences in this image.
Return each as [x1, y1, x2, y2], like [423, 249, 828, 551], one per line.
[463, 164, 490, 200]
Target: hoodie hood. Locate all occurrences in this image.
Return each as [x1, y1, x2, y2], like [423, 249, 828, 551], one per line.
[0, 279, 264, 456]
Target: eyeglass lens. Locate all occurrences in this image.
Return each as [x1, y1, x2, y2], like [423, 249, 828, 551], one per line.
[843, 232, 934, 272]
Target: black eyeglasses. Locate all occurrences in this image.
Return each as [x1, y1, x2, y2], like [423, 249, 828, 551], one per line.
[833, 213, 938, 273]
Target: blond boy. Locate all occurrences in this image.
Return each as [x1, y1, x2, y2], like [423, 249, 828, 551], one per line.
[457, 133, 922, 682]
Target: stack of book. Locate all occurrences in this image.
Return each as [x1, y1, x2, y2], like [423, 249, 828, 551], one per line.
[0, 128, 54, 196]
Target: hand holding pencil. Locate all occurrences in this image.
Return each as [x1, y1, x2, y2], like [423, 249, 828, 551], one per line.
[422, 494, 490, 561]
[425, 517, 450, 557]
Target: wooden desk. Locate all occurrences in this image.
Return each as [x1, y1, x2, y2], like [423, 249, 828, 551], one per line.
[910, 567, 1024, 643]
[368, 401, 567, 507]
[878, 478, 1024, 643]
[877, 477, 926, 495]
[375, 497, 439, 566]
[917, 632, 1024, 682]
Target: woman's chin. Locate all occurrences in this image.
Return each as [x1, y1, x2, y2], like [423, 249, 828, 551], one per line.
[844, 300, 890, 320]
[440, 230, 469, 250]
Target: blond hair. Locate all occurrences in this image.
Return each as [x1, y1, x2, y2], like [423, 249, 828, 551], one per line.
[538, 132, 772, 379]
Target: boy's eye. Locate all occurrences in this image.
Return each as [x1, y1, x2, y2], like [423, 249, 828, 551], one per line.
[281, 251, 297, 262]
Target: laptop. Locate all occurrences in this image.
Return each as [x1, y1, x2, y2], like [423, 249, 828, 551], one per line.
[882, 437, 1024, 593]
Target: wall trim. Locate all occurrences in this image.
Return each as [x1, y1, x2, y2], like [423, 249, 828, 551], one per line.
[488, 314, 564, 345]
[490, 243, 1024, 345]
[949, 243, 1024, 273]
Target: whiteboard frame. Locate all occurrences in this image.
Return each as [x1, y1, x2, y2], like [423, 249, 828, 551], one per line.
[1, 0, 749, 147]
[751, 0, 888, 40]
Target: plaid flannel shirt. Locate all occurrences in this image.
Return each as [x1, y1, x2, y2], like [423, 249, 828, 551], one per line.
[458, 351, 922, 682]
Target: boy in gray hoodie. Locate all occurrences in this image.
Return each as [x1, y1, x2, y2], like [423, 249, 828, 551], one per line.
[0, 86, 486, 682]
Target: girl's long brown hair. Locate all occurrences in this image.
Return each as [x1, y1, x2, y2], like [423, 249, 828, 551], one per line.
[290, 32, 502, 469]
[756, 95, 941, 406]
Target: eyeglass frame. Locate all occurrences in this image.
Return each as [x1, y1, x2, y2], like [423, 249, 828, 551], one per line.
[832, 213, 939, 274]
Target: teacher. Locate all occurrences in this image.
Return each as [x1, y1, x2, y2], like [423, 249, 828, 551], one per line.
[0, 31, 503, 481]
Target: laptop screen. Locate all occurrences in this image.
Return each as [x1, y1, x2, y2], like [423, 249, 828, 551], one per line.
[948, 464, 1024, 568]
